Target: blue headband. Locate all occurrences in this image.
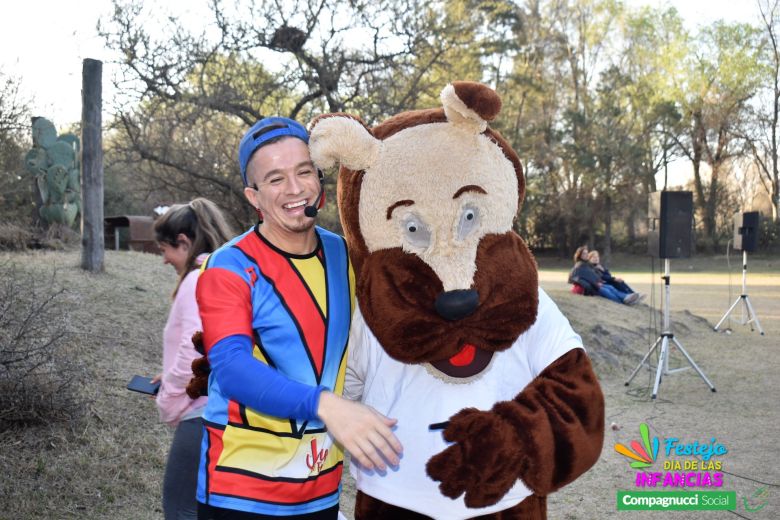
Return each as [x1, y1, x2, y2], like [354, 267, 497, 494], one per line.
[238, 117, 309, 186]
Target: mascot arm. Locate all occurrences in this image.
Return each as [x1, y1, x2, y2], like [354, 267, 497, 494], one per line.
[427, 348, 604, 508]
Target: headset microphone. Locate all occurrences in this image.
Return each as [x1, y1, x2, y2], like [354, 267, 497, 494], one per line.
[304, 170, 325, 218]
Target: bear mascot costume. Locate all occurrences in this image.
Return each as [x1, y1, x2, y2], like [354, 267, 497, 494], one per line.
[308, 81, 604, 520]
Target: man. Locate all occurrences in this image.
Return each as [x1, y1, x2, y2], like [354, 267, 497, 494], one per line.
[195, 117, 402, 519]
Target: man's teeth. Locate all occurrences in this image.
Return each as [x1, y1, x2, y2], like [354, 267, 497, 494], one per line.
[283, 200, 307, 209]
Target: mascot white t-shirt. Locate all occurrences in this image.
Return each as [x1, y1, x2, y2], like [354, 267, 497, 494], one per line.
[344, 288, 583, 520]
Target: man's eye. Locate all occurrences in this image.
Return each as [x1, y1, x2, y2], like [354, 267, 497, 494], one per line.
[298, 169, 314, 176]
[269, 177, 283, 185]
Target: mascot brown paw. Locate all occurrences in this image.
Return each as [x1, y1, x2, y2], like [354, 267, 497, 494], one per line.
[426, 408, 526, 508]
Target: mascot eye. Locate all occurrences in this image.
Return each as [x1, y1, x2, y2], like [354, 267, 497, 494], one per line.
[401, 215, 432, 248]
[457, 206, 480, 241]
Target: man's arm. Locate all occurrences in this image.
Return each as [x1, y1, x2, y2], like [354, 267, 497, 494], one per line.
[207, 334, 324, 420]
[198, 264, 402, 470]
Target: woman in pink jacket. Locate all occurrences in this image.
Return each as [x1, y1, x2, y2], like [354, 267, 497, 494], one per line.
[153, 198, 233, 520]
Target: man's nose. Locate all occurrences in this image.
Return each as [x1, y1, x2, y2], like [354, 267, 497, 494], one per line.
[434, 289, 479, 321]
[286, 174, 305, 194]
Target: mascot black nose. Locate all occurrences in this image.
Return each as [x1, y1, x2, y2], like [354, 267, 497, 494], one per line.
[434, 289, 479, 321]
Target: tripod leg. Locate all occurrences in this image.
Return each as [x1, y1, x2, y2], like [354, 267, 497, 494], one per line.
[744, 297, 765, 335]
[714, 297, 741, 331]
[626, 336, 662, 386]
[651, 337, 668, 400]
[670, 337, 716, 392]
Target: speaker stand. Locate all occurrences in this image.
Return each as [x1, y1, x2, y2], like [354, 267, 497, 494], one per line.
[714, 251, 765, 335]
[626, 259, 716, 399]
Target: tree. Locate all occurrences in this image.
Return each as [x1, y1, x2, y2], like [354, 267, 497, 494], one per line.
[0, 71, 31, 225]
[671, 22, 764, 250]
[102, 0, 512, 227]
[749, 0, 780, 222]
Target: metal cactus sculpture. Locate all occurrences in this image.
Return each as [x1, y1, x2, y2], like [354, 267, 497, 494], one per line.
[24, 118, 81, 227]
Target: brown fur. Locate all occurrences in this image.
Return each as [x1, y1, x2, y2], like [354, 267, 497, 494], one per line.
[355, 491, 546, 519]
[426, 349, 604, 510]
[186, 331, 210, 398]
[310, 82, 604, 518]
[452, 80, 503, 121]
[357, 233, 538, 363]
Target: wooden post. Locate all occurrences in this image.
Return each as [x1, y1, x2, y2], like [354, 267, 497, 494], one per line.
[81, 58, 104, 272]
[30, 117, 45, 230]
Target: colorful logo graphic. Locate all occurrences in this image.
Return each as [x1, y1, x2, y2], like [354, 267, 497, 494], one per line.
[615, 422, 659, 469]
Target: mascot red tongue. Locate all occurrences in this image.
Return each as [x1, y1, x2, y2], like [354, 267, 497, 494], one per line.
[309, 82, 605, 520]
[450, 344, 476, 366]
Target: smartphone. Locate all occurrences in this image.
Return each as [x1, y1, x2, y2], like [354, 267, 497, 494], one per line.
[127, 375, 161, 395]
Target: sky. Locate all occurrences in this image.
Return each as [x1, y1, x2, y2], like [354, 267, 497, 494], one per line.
[0, 0, 764, 185]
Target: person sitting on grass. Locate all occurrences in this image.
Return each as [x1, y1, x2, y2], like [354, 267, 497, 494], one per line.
[568, 246, 639, 305]
[588, 250, 644, 302]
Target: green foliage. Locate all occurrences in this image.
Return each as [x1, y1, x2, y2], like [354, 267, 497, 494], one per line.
[102, 0, 778, 250]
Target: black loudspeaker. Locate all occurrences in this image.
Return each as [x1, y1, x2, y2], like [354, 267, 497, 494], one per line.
[733, 211, 760, 252]
[648, 191, 693, 258]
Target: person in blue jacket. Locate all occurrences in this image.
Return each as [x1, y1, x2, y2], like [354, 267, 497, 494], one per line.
[568, 247, 639, 305]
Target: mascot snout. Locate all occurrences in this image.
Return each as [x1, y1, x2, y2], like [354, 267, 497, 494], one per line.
[435, 289, 479, 321]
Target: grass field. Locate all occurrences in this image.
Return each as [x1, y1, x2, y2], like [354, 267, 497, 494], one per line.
[0, 249, 777, 519]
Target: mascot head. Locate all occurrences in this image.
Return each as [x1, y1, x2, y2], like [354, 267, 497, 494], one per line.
[310, 81, 538, 381]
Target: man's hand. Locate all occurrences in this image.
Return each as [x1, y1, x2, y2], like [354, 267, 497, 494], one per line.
[317, 391, 403, 471]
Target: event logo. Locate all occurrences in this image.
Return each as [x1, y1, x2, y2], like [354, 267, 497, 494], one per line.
[614, 423, 659, 469]
[615, 423, 735, 511]
[615, 423, 728, 489]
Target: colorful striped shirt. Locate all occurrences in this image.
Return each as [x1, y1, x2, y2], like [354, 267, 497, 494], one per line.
[195, 225, 355, 515]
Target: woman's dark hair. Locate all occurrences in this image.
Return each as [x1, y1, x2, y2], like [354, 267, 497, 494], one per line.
[573, 245, 589, 265]
[154, 198, 234, 295]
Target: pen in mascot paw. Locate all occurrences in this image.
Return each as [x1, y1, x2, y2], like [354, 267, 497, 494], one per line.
[309, 82, 604, 519]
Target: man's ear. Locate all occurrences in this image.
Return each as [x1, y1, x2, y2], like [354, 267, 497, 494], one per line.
[309, 114, 380, 171]
[243, 185, 258, 207]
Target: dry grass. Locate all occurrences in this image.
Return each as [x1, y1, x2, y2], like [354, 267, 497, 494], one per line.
[0, 250, 173, 520]
[0, 249, 777, 519]
[537, 255, 780, 520]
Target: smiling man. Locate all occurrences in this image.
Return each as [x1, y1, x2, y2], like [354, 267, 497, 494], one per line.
[194, 117, 402, 520]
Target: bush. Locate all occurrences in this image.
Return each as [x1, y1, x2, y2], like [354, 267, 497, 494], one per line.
[0, 262, 86, 429]
[0, 223, 33, 251]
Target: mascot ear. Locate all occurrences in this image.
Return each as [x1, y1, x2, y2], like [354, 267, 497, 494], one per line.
[441, 81, 502, 134]
[309, 115, 381, 171]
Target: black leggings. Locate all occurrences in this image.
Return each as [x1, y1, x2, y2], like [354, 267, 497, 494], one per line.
[197, 503, 339, 520]
[163, 417, 203, 520]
